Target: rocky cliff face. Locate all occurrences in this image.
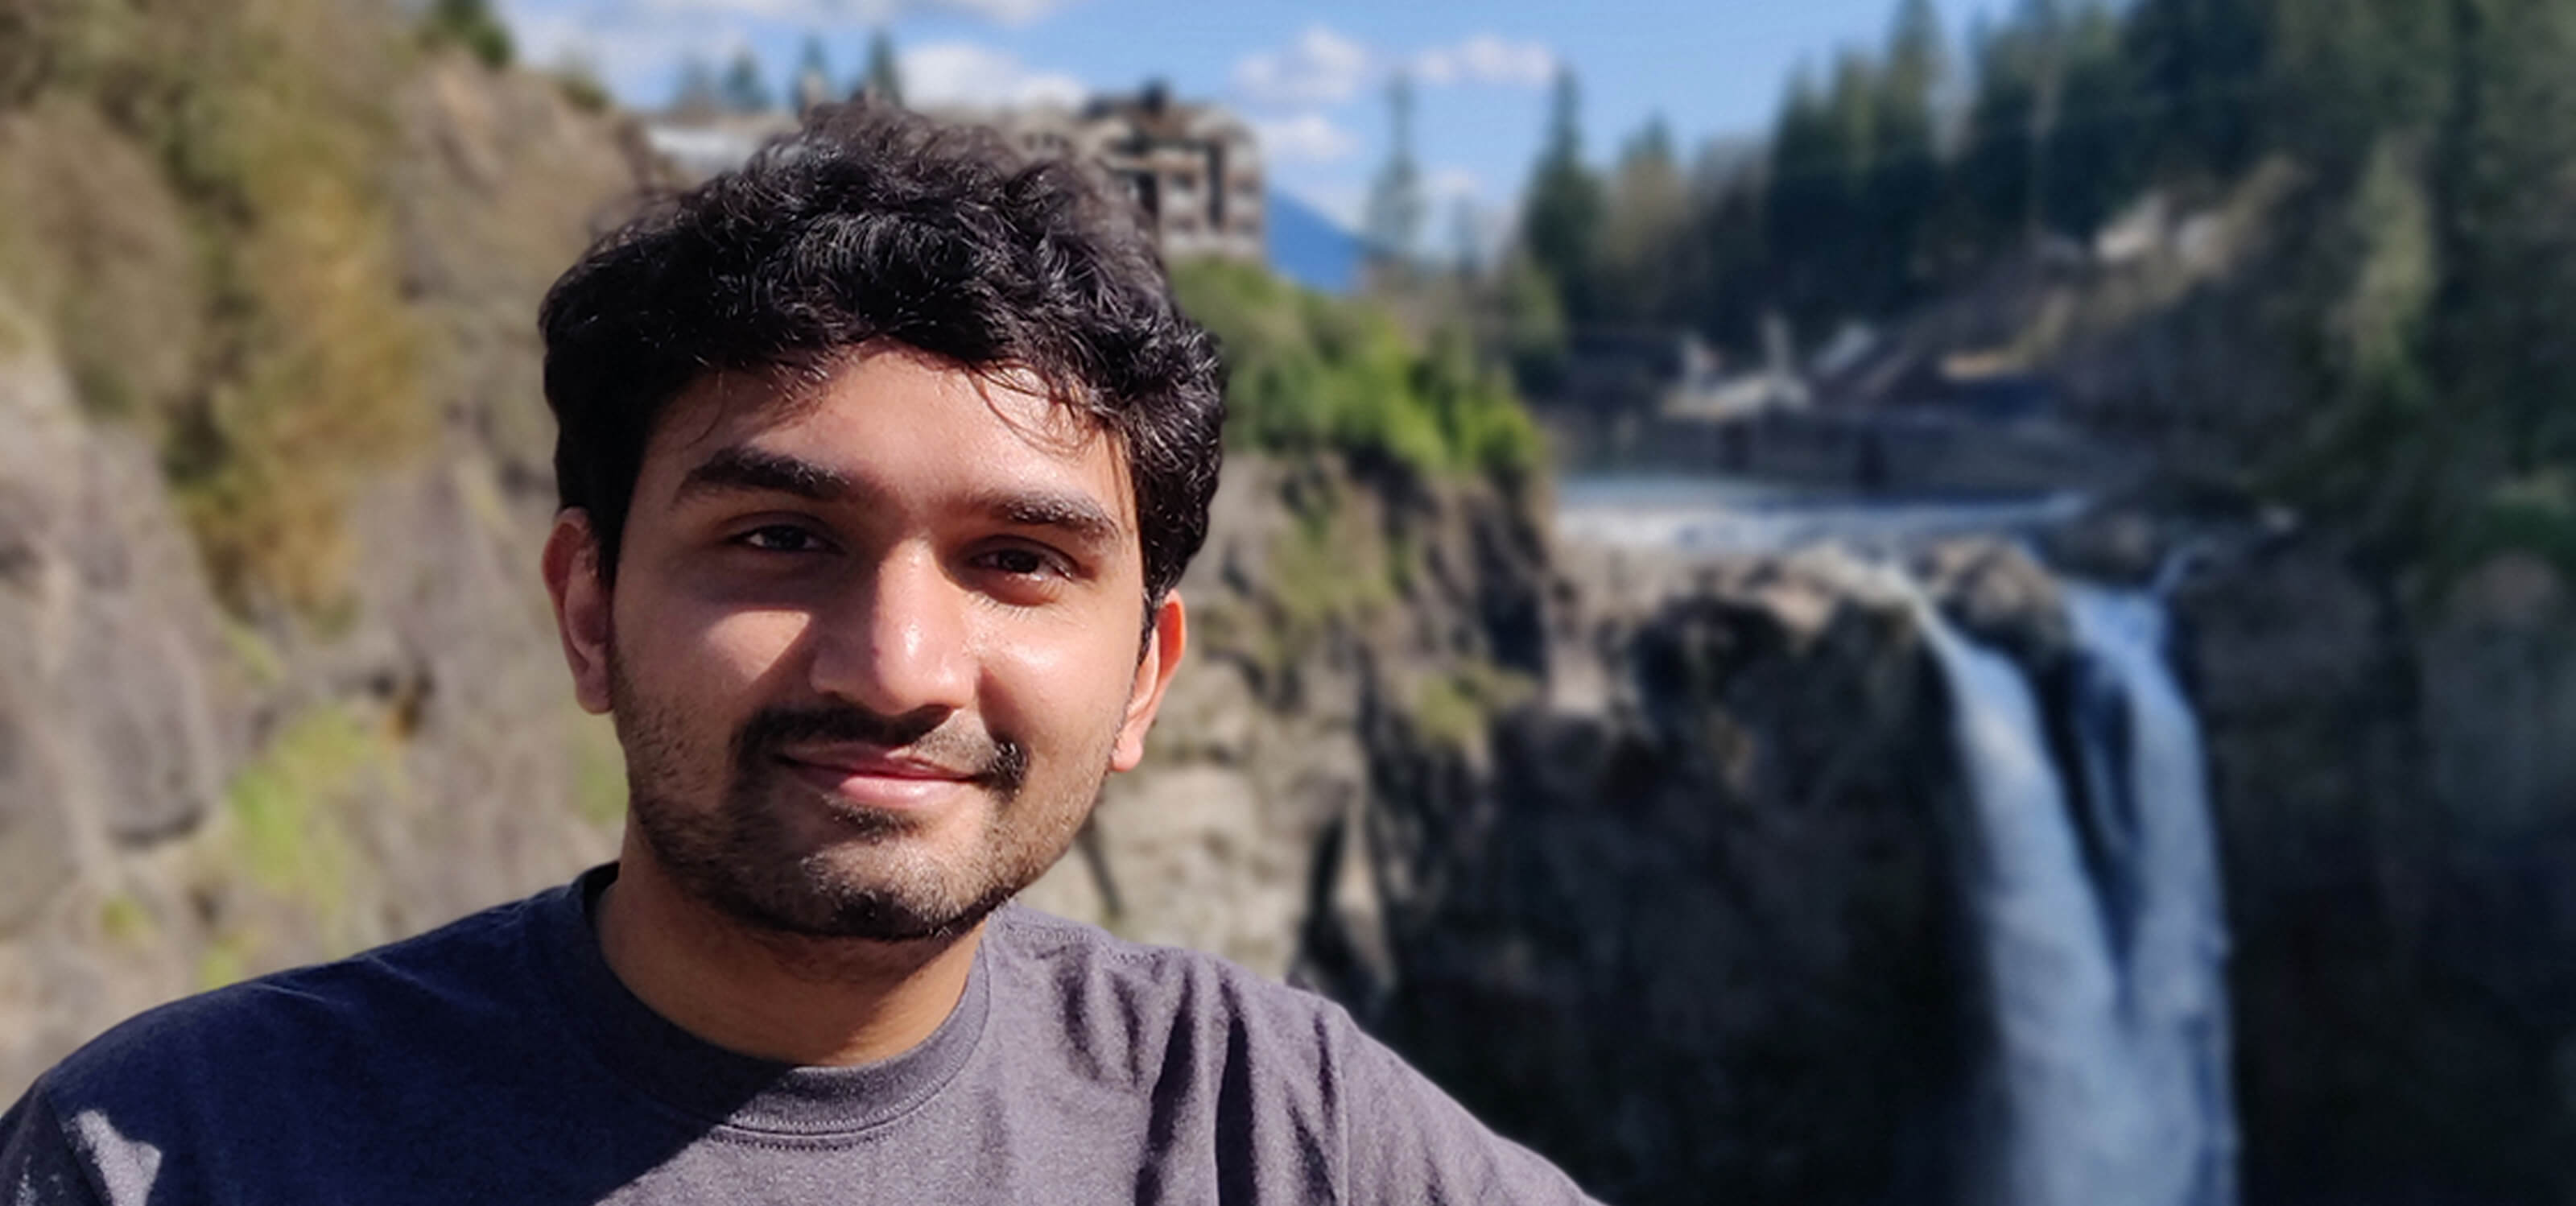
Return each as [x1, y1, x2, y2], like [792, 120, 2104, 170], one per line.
[2178, 538, 2576, 1206]
[0, 57, 639, 1092]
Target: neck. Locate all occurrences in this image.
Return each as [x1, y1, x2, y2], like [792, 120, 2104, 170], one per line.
[595, 837, 985, 1067]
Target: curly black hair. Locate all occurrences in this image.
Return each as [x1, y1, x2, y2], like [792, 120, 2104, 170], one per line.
[538, 101, 1225, 606]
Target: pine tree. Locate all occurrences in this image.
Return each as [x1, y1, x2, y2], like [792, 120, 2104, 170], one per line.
[1871, 0, 1945, 303]
[2043, 2, 2145, 238]
[2123, 0, 2274, 179]
[1364, 72, 1426, 269]
[863, 27, 904, 107]
[671, 53, 722, 118]
[720, 48, 773, 113]
[1597, 115, 1689, 324]
[794, 34, 832, 110]
[1956, 10, 2046, 249]
[1519, 67, 1604, 322]
[2433, 0, 2576, 475]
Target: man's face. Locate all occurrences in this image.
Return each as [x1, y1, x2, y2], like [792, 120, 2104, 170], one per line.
[547, 345, 1183, 942]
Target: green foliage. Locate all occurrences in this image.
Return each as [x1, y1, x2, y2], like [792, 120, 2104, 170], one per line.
[551, 60, 613, 115]
[1269, 485, 1397, 643]
[2281, 136, 2444, 542]
[1594, 116, 1690, 324]
[419, 0, 513, 70]
[862, 27, 903, 106]
[223, 704, 401, 920]
[1492, 256, 1571, 392]
[1494, 0, 2576, 590]
[194, 931, 254, 992]
[1519, 68, 1604, 320]
[97, 893, 153, 947]
[720, 47, 773, 113]
[0, 0, 428, 615]
[1171, 259, 1542, 481]
[1405, 663, 1538, 753]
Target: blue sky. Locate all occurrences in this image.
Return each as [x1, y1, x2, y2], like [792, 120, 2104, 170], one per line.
[498, 0, 2013, 233]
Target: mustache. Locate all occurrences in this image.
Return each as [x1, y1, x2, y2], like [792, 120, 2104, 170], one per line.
[732, 702, 1029, 795]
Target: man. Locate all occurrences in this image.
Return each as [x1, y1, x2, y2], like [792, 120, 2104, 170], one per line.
[0, 105, 1603, 1204]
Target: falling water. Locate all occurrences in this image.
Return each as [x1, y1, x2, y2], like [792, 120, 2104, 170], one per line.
[1908, 579, 2238, 1206]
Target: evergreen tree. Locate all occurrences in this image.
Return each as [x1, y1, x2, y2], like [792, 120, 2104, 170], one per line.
[1520, 67, 1604, 322]
[1870, 0, 1945, 303]
[720, 47, 773, 113]
[1956, 9, 2047, 249]
[2432, 0, 2576, 476]
[2123, 0, 2274, 179]
[863, 27, 904, 106]
[794, 33, 832, 109]
[2043, 2, 2145, 238]
[671, 53, 722, 118]
[1596, 115, 1690, 324]
[1765, 62, 1860, 330]
[1364, 72, 1426, 268]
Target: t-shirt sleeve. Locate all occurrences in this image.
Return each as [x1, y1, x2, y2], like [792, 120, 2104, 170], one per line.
[1331, 1016, 1609, 1206]
[0, 1086, 109, 1206]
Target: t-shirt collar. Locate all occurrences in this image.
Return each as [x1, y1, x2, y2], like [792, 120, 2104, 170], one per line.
[530, 863, 993, 1137]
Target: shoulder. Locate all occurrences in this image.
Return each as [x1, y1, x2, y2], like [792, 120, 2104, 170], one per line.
[981, 904, 1362, 1081]
[980, 907, 1603, 1204]
[986, 903, 1354, 1034]
[37, 885, 563, 1119]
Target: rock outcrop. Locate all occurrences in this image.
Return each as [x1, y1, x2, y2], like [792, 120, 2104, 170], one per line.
[0, 56, 641, 1092]
[2178, 538, 2576, 1206]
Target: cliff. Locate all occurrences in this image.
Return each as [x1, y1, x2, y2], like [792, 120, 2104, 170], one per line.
[0, 47, 642, 1090]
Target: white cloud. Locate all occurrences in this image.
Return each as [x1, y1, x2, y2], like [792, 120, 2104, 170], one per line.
[1410, 35, 1555, 89]
[1252, 113, 1359, 164]
[505, 5, 752, 92]
[1232, 26, 1372, 108]
[901, 41, 1087, 109]
[1426, 167, 1482, 204]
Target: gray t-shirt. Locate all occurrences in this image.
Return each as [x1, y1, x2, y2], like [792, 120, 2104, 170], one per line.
[0, 865, 1602, 1204]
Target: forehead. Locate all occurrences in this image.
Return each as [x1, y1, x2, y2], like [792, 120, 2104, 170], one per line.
[642, 347, 1136, 527]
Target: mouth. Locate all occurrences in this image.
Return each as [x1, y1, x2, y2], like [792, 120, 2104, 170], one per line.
[774, 745, 983, 813]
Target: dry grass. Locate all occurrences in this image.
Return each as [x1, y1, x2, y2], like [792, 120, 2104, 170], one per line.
[0, 0, 429, 614]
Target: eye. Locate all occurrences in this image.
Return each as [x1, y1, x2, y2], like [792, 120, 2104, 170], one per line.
[973, 543, 1071, 580]
[734, 523, 829, 553]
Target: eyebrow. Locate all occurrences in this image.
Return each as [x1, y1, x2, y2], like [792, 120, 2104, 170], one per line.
[674, 447, 853, 504]
[673, 446, 1125, 546]
[973, 488, 1125, 547]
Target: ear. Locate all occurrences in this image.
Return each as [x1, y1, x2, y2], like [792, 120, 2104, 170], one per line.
[1109, 591, 1187, 773]
[542, 510, 615, 715]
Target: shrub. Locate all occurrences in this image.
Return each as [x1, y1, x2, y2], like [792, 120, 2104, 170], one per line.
[1171, 259, 1542, 481]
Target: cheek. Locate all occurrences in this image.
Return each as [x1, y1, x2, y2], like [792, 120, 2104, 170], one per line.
[975, 617, 1141, 746]
[617, 587, 813, 705]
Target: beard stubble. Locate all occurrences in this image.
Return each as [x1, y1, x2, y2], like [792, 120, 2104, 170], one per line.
[609, 652, 1112, 945]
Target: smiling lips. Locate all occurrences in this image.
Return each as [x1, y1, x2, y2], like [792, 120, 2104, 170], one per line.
[777, 745, 980, 812]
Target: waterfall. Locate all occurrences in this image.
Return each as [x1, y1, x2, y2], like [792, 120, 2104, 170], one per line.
[1908, 580, 2239, 1206]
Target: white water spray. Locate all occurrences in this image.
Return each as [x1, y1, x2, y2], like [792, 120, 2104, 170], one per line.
[1907, 579, 2238, 1206]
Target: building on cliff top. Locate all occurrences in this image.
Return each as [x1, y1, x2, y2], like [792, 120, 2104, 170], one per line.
[960, 83, 1263, 263]
[642, 82, 1264, 266]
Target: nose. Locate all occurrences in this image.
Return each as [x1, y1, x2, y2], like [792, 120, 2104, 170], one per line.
[807, 544, 972, 718]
